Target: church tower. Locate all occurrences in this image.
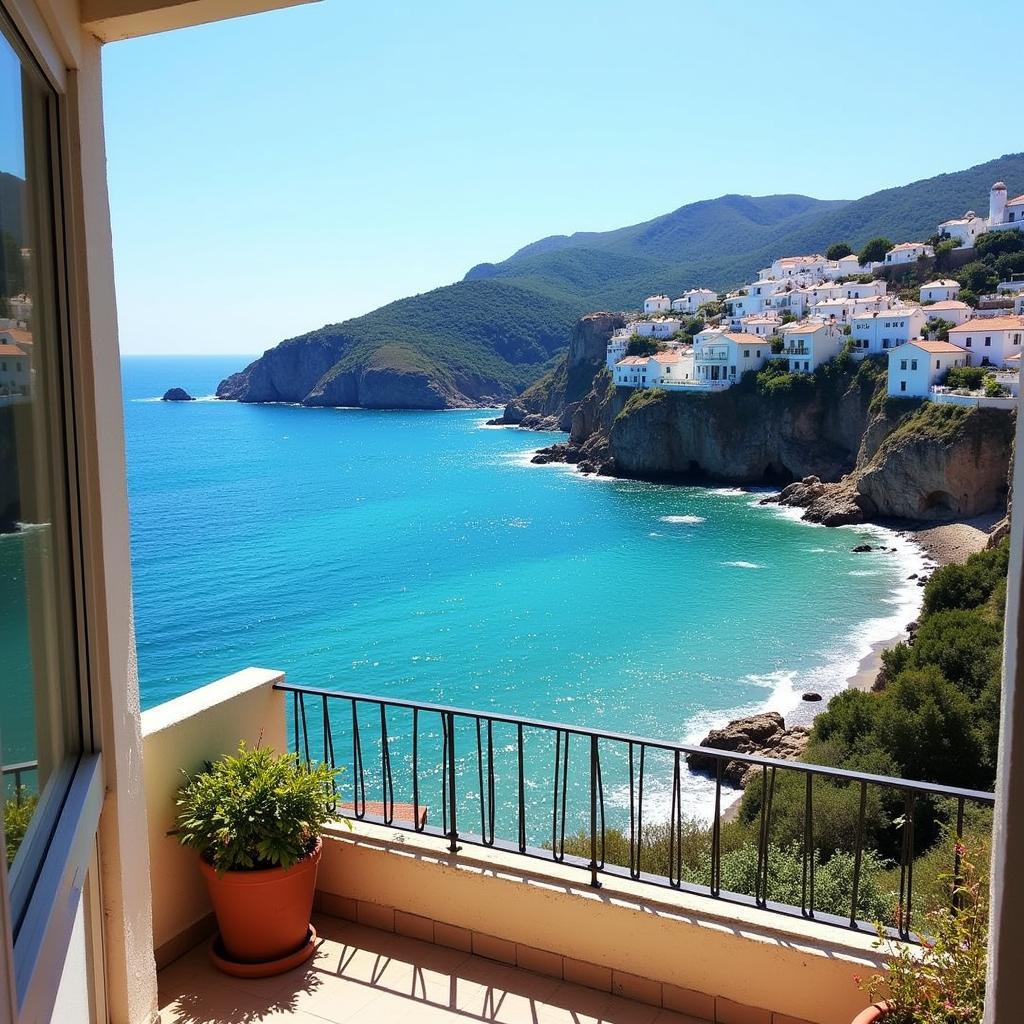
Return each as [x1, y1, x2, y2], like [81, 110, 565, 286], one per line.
[990, 181, 1008, 226]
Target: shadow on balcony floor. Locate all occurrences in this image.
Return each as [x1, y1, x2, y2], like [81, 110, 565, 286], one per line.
[157, 912, 710, 1024]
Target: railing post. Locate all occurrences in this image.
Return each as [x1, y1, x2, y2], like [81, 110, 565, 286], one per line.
[445, 710, 458, 853]
[589, 734, 601, 888]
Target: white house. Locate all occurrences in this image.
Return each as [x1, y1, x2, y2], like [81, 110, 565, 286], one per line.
[740, 314, 783, 337]
[779, 321, 845, 373]
[612, 350, 695, 389]
[948, 315, 1024, 367]
[884, 242, 934, 265]
[850, 306, 927, 356]
[887, 340, 966, 397]
[671, 288, 717, 314]
[937, 211, 987, 248]
[643, 295, 671, 314]
[768, 254, 830, 279]
[634, 318, 682, 339]
[613, 355, 650, 387]
[920, 279, 961, 303]
[823, 254, 866, 280]
[921, 300, 972, 328]
[840, 279, 887, 299]
[0, 342, 30, 395]
[649, 349, 695, 385]
[693, 332, 771, 386]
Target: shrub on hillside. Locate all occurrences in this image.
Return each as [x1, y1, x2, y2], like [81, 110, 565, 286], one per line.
[859, 237, 894, 265]
[959, 261, 999, 294]
[826, 242, 853, 261]
[625, 336, 663, 357]
[975, 228, 1024, 260]
[922, 541, 1009, 615]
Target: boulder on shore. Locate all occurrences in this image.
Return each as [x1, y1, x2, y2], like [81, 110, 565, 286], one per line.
[686, 711, 811, 788]
[162, 387, 195, 402]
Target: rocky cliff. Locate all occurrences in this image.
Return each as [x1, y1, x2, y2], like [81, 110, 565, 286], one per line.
[772, 401, 1015, 525]
[536, 356, 1015, 525]
[490, 312, 625, 430]
[546, 356, 884, 483]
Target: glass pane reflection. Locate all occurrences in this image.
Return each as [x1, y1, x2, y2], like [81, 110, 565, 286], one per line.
[1, 21, 80, 903]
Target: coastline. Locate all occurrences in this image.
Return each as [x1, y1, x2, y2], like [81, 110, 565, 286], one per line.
[841, 516, 997, 694]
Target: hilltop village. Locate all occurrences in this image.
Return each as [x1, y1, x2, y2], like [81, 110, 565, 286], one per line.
[606, 181, 1024, 411]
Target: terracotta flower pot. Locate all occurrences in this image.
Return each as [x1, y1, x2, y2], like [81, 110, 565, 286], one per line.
[851, 1002, 894, 1024]
[200, 837, 322, 965]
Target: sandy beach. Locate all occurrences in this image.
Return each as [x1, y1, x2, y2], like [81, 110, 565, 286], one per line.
[844, 514, 1001, 694]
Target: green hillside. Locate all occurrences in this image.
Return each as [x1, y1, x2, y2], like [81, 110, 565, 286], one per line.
[467, 153, 1024, 310]
[220, 152, 1024, 408]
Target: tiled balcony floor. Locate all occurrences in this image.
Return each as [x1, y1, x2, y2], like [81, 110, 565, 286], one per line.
[158, 913, 710, 1024]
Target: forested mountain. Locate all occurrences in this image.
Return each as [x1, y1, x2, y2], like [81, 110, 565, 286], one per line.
[219, 153, 1024, 409]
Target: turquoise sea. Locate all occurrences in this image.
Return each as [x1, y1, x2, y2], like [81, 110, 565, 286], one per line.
[114, 356, 928, 827]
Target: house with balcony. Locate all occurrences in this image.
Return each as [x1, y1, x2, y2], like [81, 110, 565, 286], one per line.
[887, 339, 966, 397]
[4, 2, 1024, 1024]
[779, 320, 845, 373]
[693, 332, 770, 385]
[947, 315, 1024, 367]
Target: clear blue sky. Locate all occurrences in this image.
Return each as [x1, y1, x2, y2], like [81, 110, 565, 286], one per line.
[102, 0, 1021, 356]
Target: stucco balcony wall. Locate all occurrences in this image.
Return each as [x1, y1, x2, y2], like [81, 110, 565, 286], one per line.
[140, 667, 287, 968]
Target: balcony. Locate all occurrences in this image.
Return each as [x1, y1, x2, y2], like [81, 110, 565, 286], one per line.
[140, 669, 997, 1024]
[784, 347, 810, 357]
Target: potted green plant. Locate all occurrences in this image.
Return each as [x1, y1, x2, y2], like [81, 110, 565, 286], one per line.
[176, 742, 341, 977]
[852, 840, 988, 1023]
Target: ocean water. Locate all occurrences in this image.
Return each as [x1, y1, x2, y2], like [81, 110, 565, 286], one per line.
[115, 356, 929, 834]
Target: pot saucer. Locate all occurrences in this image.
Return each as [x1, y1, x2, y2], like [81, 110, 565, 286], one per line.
[209, 925, 318, 978]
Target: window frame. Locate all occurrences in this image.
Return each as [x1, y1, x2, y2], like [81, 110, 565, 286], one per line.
[0, 4, 100, 1020]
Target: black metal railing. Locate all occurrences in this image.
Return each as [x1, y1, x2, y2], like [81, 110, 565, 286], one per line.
[276, 683, 994, 941]
[2, 761, 38, 805]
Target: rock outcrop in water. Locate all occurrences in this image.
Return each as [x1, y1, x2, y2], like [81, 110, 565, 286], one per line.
[686, 712, 811, 787]
[162, 387, 194, 402]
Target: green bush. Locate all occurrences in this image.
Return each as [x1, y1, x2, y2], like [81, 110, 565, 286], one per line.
[4, 790, 38, 867]
[975, 228, 1024, 260]
[561, 824, 890, 921]
[625, 336, 663, 357]
[922, 541, 1009, 615]
[176, 742, 342, 872]
[945, 366, 988, 391]
[826, 242, 853, 261]
[924, 317, 955, 342]
[959, 261, 998, 294]
[859, 237, 894, 265]
[863, 838, 988, 1024]
[984, 375, 1008, 398]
